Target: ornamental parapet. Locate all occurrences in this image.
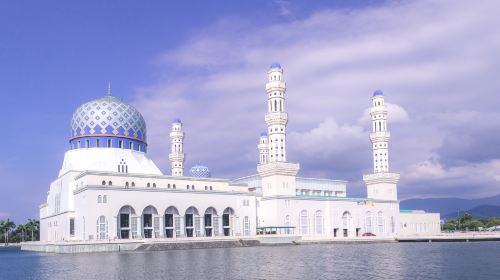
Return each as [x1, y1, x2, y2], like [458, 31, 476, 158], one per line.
[370, 106, 388, 114]
[265, 81, 286, 91]
[363, 172, 400, 184]
[369, 131, 390, 141]
[257, 161, 300, 177]
[169, 131, 184, 138]
[169, 154, 185, 161]
[265, 112, 288, 124]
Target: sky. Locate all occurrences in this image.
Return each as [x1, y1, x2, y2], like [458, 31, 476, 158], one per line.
[0, 0, 499, 223]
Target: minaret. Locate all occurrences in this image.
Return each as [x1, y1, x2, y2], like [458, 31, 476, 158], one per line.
[265, 62, 288, 162]
[169, 118, 185, 176]
[370, 89, 390, 173]
[363, 90, 399, 201]
[257, 62, 299, 201]
[258, 132, 269, 164]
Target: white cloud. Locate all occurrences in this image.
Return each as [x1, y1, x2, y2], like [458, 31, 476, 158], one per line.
[133, 0, 500, 198]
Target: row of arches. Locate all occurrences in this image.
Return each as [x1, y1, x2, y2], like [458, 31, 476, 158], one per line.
[116, 205, 238, 239]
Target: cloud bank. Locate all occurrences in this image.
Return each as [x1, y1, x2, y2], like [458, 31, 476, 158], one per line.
[132, 0, 500, 199]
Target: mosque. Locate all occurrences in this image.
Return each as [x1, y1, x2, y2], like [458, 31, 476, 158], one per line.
[39, 63, 440, 243]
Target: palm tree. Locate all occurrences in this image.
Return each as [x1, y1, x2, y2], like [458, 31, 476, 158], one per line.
[1, 219, 15, 245]
[0, 220, 5, 245]
[17, 224, 27, 242]
[26, 219, 39, 241]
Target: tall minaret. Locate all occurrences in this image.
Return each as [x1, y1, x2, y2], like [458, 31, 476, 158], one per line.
[169, 118, 185, 176]
[257, 62, 299, 202]
[258, 132, 269, 164]
[370, 89, 390, 173]
[363, 90, 399, 201]
[265, 62, 288, 162]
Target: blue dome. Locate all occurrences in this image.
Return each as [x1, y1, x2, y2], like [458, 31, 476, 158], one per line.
[260, 131, 268, 137]
[69, 95, 148, 151]
[373, 89, 384, 96]
[173, 118, 182, 123]
[270, 62, 281, 69]
[190, 165, 211, 178]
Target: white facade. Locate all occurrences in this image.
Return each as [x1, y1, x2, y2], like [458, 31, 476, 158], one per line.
[39, 63, 439, 243]
[399, 211, 441, 236]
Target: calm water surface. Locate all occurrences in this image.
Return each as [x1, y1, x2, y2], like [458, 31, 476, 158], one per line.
[2, 242, 500, 280]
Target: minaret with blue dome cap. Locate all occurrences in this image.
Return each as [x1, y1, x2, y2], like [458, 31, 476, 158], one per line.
[169, 118, 185, 176]
[369, 89, 390, 173]
[257, 63, 300, 198]
[363, 89, 400, 201]
[265, 62, 288, 162]
[258, 132, 269, 164]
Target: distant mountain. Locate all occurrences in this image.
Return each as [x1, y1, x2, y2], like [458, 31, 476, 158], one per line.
[400, 194, 500, 217]
[443, 205, 500, 219]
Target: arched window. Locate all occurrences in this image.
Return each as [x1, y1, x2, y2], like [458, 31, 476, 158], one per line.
[391, 216, 395, 233]
[186, 185, 190, 190]
[97, 215, 108, 240]
[97, 195, 102, 203]
[315, 210, 323, 235]
[153, 183, 156, 188]
[274, 100, 277, 112]
[173, 184, 176, 189]
[86, 140, 90, 148]
[365, 211, 372, 233]
[191, 185, 195, 190]
[102, 180, 106, 186]
[108, 181, 112, 186]
[103, 195, 107, 203]
[284, 215, 291, 234]
[300, 210, 309, 235]
[147, 183, 151, 188]
[96, 139, 100, 147]
[378, 121, 382, 132]
[118, 140, 123, 148]
[129, 142, 133, 149]
[210, 186, 213, 190]
[378, 212, 384, 233]
[107, 139, 112, 147]
[167, 184, 171, 189]
[205, 186, 207, 190]
[131, 182, 135, 187]
[125, 182, 129, 188]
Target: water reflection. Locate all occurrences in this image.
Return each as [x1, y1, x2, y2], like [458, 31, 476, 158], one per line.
[2, 242, 500, 280]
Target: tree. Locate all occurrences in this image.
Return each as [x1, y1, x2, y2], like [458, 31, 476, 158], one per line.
[17, 224, 27, 242]
[26, 219, 39, 241]
[0, 219, 16, 245]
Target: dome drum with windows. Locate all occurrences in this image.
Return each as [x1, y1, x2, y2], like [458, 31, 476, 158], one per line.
[69, 95, 148, 152]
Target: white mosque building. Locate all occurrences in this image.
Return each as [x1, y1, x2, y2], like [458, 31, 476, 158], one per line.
[39, 63, 440, 243]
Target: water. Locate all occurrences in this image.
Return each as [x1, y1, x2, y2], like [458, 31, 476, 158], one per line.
[2, 242, 500, 279]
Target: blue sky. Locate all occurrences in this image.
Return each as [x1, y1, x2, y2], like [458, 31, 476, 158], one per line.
[1, 0, 499, 223]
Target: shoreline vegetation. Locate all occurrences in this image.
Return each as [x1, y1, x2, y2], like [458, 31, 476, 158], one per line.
[0, 219, 40, 245]
[442, 213, 500, 231]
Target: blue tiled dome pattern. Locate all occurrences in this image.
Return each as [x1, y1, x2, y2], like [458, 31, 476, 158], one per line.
[190, 165, 211, 178]
[373, 89, 384, 96]
[70, 95, 147, 143]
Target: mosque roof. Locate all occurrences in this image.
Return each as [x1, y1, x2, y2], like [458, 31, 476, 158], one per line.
[190, 164, 211, 178]
[373, 89, 384, 96]
[70, 95, 147, 143]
